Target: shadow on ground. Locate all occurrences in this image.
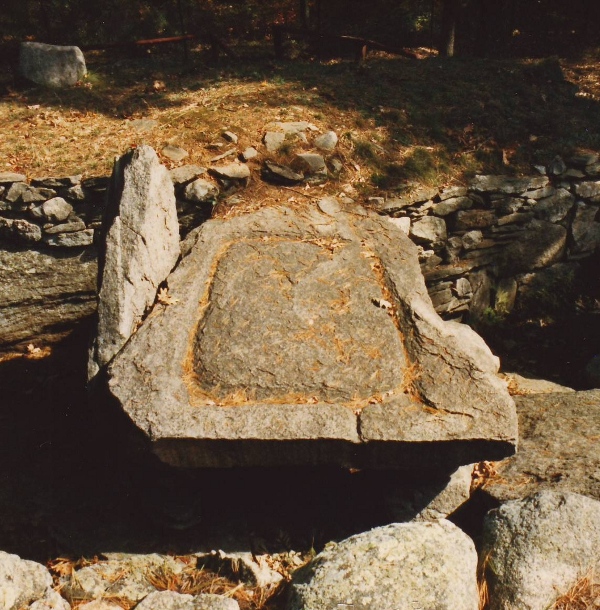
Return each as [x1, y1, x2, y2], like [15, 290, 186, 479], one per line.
[0, 323, 462, 563]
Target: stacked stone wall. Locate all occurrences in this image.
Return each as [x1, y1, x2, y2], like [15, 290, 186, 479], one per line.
[1, 153, 599, 323]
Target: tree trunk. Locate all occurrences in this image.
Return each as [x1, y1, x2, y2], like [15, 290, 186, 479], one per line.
[440, 0, 459, 57]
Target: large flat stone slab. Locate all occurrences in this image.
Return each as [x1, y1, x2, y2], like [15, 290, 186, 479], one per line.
[107, 204, 517, 468]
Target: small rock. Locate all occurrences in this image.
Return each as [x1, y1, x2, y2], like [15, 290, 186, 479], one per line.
[65, 184, 86, 201]
[210, 149, 237, 163]
[210, 163, 251, 184]
[23, 186, 57, 204]
[548, 155, 567, 176]
[533, 188, 575, 223]
[0, 172, 26, 184]
[170, 165, 207, 186]
[439, 186, 467, 200]
[42, 197, 73, 222]
[44, 228, 94, 247]
[43, 218, 86, 234]
[469, 175, 549, 194]
[31, 176, 81, 188]
[455, 277, 472, 298]
[222, 131, 238, 144]
[240, 147, 258, 161]
[6, 182, 28, 202]
[162, 145, 189, 163]
[262, 161, 303, 184]
[0, 217, 43, 243]
[328, 158, 343, 176]
[183, 179, 220, 204]
[263, 131, 286, 152]
[455, 209, 497, 231]
[313, 131, 338, 152]
[410, 216, 447, 248]
[574, 180, 600, 201]
[291, 153, 328, 184]
[432, 196, 472, 216]
[131, 119, 158, 132]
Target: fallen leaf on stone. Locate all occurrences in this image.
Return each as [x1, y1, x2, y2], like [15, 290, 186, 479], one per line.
[157, 287, 179, 306]
[372, 298, 392, 310]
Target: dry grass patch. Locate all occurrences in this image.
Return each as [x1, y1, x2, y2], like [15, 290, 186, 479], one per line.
[551, 571, 600, 610]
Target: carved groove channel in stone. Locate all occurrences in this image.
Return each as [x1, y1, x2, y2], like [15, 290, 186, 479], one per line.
[190, 237, 406, 403]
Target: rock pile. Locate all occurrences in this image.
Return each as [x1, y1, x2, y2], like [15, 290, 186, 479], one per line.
[2, 489, 599, 610]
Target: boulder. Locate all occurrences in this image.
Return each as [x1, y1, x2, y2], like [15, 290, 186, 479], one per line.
[432, 196, 472, 216]
[481, 491, 600, 610]
[0, 172, 26, 184]
[0, 246, 97, 351]
[454, 209, 497, 231]
[0, 551, 53, 610]
[19, 42, 86, 88]
[482, 390, 600, 503]
[0, 217, 42, 244]
[106, 204, 516, 469]
[313, 131, 338, 152]
[288, 520, 479, 610]
[574, 180, 600, 201]
[263, 131, 286, 152]
[262, 161, 304, 184]
[88, 146, 179, 378]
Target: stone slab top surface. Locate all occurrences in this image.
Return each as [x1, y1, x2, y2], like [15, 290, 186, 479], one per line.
[107, 202, 517, 468]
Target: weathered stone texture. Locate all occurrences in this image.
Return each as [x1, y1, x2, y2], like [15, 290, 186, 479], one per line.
[288, 521, 479, 610]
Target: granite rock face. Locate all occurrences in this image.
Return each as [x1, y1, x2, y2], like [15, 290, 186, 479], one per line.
[482, 390, 600, 503]
[19, 42, 87, 88]
[106, 202, 516, 469]
[135, 591, 239, 610]
[288, 520, 479, 610]
[89, 146, 179, 378]
[0, 551, 54, 610]
[0, 247, 97, 350]
[481, 491, 600, 610]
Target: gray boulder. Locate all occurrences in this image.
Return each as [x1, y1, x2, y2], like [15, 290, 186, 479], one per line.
[0, 551, 53, 610]
[0, 247, 97, 351]
[288, 520, 479, 610]
[483, 390, 600, 503]
[313, 131, 338, 152]
[89, 145, 179, 378]
[571, 202, 600, 256]
[19, 42, 86, 88]
[106, 204, 516, 469]
[532, 188, 575, 223]
[136, 591, 239, 610]
[481, 491, 600, 610]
